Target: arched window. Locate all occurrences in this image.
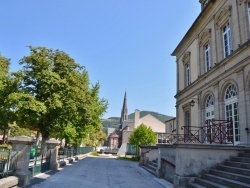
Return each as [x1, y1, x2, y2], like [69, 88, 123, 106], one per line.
[205, 95, 215, 143]
[205, 95, 214, 120]
[206, 95, 214, 107]
[225, 84, 237, 100]
[224, 84, 239, 144]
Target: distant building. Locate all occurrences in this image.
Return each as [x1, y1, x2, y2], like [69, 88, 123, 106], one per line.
[165, 117, 176, 134]
[117, 92, 167, 155]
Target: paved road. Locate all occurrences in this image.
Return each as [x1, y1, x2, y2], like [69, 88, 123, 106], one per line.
[25, 156, 165, 188]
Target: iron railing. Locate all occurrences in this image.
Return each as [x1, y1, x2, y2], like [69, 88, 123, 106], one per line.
[58, 147, 93, 161]
[157, 119, 234, 145]
[205, 119, 234, 144]
[0, 148, 18, 178]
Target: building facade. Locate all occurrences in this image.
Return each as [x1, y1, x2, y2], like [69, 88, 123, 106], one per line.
[172, 0, 250, 145]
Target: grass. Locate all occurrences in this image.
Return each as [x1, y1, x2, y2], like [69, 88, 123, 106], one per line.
[90, 151, 99, 156]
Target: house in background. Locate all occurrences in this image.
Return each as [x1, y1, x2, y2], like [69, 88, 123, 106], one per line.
[106, 128, 119, 149]
[117, 92, 169, 156]
[165, 117, 176, 134]
[118, 109, 167, 155]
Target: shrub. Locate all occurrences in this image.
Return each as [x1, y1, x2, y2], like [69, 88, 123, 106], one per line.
[90, 151, 99, 156]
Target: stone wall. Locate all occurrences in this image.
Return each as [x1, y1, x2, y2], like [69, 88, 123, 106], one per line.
[141, 143, 246, 188]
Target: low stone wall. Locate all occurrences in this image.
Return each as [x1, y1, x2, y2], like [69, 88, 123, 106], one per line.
[158, 144, 175, 183]
[139, 146, 158, 165]
[158, 143, 246, 188]
[0, 176, 19, 188]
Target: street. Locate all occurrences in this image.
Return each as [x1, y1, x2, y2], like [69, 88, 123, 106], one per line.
[26, 156, 165, 188]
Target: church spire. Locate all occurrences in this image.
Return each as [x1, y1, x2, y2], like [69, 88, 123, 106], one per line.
[120, 92, 128, 123]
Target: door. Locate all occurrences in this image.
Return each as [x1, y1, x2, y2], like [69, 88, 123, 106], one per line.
[205, 95, 215, 143]
[224, 84, 239, 144]
[225, 100, 240, 144]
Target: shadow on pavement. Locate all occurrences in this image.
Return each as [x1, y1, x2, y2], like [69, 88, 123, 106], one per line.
[24, 170, 59, 188]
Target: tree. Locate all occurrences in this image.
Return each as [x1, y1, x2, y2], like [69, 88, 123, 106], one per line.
[8, 46, 107, 144]
[128, 124, 157, 154]
[84, 128, 106, 150]
[9, 123, 34, 137]
[0, 53, 19, 143]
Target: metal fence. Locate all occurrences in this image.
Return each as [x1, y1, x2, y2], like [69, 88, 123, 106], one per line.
[126, 144, 137, 155]
[29, 145, 51, 176]
[157, 119, 234, 145]
[58, 147, 93, 161]
[0, 148, 18, 178]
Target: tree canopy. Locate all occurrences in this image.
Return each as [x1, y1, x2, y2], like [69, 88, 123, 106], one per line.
[0, 53, 19, 142]
[128, 124, 157, 147]
[3, 46, 108, 145]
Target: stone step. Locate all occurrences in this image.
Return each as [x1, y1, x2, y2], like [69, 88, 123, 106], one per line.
[224, 160, 250, 169]
[203, 173, 250, 188]
[141, 165, 156, 176]
[231, 157, 250, 163]
[148, 161, 157, 167]
[238, 153, 250, 158]
[144, 163, 157, 172]
[216, 165, 250, 176]
[187, 182, 206, 188]
[194, 177, 230, 188]
[210, 169, 250, 184]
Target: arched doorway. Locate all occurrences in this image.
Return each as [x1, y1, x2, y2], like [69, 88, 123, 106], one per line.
[205, 94, 214, 143]
[224, 84, 240, 144]
[205, 95, 214, 121]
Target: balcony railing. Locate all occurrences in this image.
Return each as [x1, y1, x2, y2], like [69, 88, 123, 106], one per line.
[157, 119, 234, 145]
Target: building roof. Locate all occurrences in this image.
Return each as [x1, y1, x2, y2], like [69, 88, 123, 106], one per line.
[110, 134, 119, 138]
[171, 0, 214, 56]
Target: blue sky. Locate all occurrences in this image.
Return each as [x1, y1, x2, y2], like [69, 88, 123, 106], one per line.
[0, 1, 200, 119]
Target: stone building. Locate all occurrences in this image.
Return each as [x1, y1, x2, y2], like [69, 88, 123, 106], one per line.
[140, 1, 250, 187]
[117, 92, 168, 155]
[172, 0, 250, 145]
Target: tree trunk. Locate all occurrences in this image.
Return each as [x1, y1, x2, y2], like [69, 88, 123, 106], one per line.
[2, 129, 6, 144]
[35, 131, 41, 145]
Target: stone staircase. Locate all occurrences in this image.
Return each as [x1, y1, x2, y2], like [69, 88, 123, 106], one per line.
[188, 150, 250, 188]
[142, 159, 158, 176]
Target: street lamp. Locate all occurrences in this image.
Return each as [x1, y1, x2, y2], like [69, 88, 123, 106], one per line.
[190, 98, 199, 107]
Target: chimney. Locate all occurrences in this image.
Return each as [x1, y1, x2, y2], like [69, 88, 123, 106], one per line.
[134, 109, 140, 129]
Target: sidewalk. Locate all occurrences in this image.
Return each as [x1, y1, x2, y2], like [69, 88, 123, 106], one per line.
[154, 178, 174, 188]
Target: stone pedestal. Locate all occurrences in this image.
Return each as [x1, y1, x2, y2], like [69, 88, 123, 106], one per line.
[9, 136, 35, 187]
[46, 140, 60, 170]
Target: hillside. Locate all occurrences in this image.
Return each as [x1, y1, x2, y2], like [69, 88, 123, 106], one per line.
[102, 111, 174, 133]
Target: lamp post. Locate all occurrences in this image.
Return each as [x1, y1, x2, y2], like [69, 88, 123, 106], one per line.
[190, 97, 199, 107]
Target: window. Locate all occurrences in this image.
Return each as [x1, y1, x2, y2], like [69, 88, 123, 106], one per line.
[184, 110, 191, 136]
[182, 51, 191, 88]
[225, 84, 237, 100]
[224, 84, 239, 144]
[206, 95, 214, 107]
[169, 123, 172, 132]
[186, 63, 191, 86]
[205, 43, 211, 72]
[222, 23, 232, 58]
[205, 95, 215, 143]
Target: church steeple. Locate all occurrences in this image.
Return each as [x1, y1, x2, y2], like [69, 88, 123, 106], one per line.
[120, 92, 128, 124]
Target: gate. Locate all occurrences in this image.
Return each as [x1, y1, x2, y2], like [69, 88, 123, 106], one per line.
[29, 145, 51, 176]
[126, 144, 137, 155]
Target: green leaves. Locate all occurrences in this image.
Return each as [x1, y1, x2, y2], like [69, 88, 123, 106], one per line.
[15, 46, 107, 144]
[129, 124, 157, 146]
[0, 47, 108, 145]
